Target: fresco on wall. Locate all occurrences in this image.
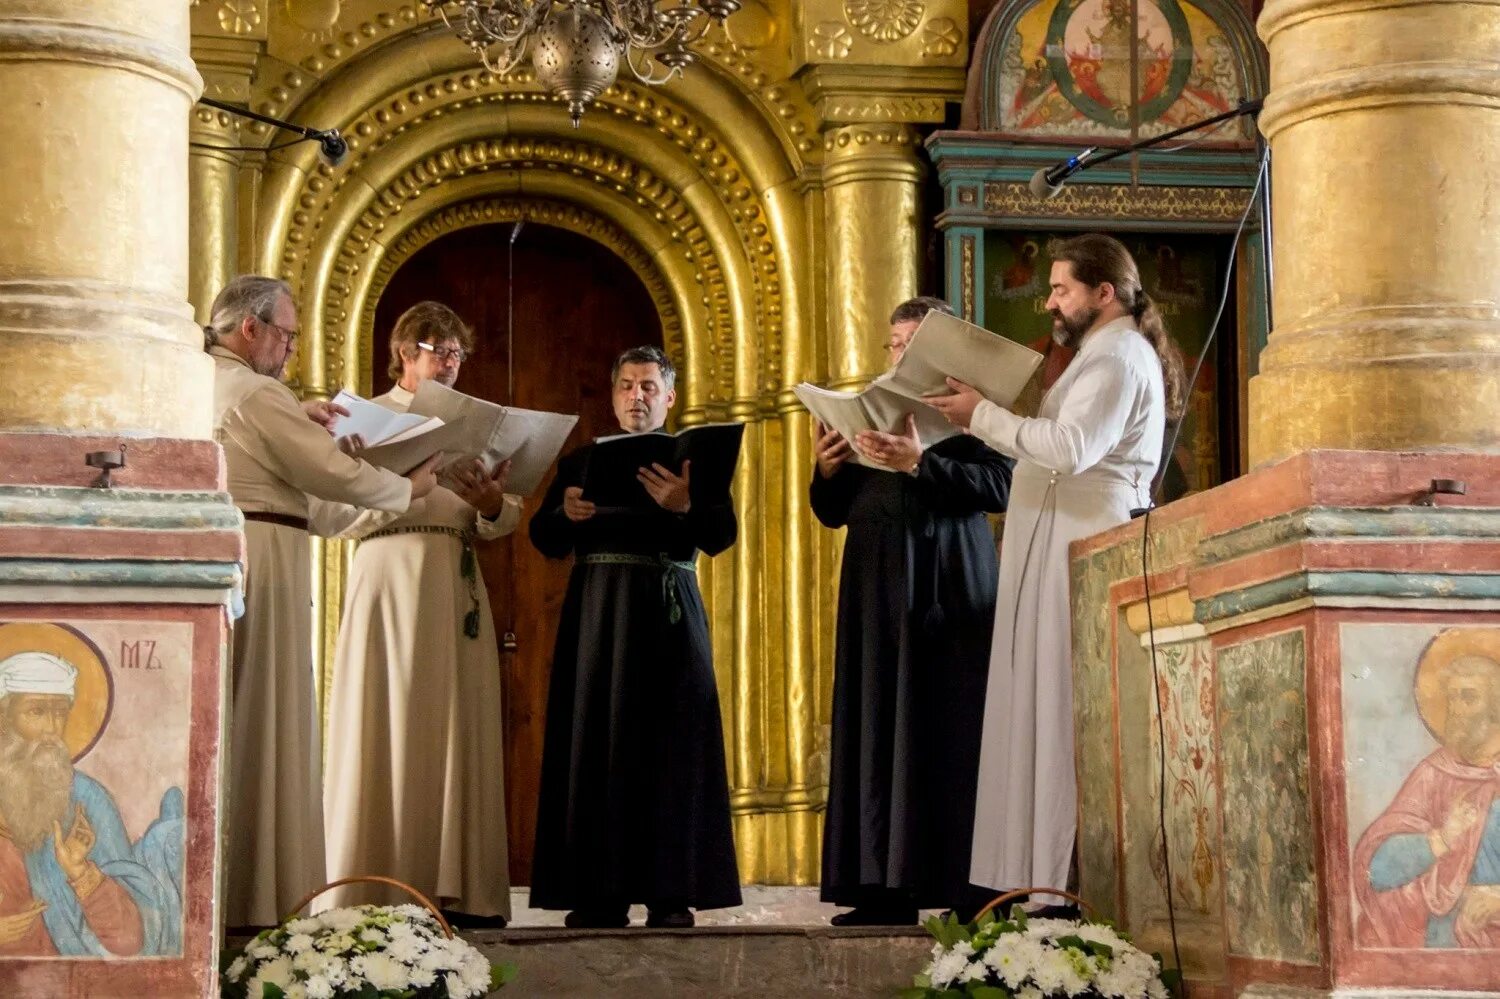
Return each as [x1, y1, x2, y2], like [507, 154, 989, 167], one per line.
[0, 621, 187, 958]
[994, 0, 1249, 140]
[983, 229, 1227, 496]
[1146, 637, 1220, 916]
[1346, 625, 1500, 950]
[1217, 629, 1320, 963]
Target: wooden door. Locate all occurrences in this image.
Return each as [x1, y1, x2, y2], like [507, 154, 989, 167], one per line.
[373, 223, 662, 885]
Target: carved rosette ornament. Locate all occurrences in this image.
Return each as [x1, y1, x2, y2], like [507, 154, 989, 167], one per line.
[217, 0, 263, 34]
[842, 0, 924, 43]
[811, 21, 853, 59]
[922, 16, 961, 57]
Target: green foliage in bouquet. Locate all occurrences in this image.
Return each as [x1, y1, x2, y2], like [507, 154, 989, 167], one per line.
[220, 904, 517, 999]
[900, 906, 1179, 999]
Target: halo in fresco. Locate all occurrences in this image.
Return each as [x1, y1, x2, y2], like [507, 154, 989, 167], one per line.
[0, 621, 114, 762]
[1413, 627, 1500, 742]
[1044, 0, 1193, 127]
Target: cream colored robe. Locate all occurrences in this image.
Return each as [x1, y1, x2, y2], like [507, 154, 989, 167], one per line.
[211, 347, 412, 926]
[315, 384, 522, 917]
[966, 317, 1165, 894]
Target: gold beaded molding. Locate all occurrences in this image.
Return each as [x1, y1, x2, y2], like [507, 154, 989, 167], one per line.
[240, 3, 820, 166]
[356, 196, 686, 393]
[302, 132, 736, 400]
[270, 74, 794, 402]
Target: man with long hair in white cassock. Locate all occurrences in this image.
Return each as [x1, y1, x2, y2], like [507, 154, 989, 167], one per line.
[927, 234, 1182, 898]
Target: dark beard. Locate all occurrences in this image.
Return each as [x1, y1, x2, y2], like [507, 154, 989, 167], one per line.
[1051, 305, 1101, 349]
[0, 727, 73, 852]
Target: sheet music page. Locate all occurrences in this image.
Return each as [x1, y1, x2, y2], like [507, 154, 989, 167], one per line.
[877, 311, 1044, 410]
[330, 389, 434, 444]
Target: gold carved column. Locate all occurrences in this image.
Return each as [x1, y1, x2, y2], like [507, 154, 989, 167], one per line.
[188, 37, 261, 323]
[821, 123, 925, 387]
[789, 0, 967, 882]
[0, 0, 208, 436]
[1250, 0, 1500, 463]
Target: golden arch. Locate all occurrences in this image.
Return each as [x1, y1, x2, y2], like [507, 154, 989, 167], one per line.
[355, 196, 688, 394]
[250, 43, 814, 408]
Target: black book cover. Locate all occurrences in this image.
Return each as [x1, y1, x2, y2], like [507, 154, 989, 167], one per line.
[580, 423, 745, 510]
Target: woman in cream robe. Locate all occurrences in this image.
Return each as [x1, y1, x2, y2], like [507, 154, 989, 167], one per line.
[965, 315, 1165, 894]
[315, 382, 521, 919]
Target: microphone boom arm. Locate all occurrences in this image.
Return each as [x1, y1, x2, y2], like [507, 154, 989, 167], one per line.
[1059, 98, 1264, 178]
[196, 96, 348, 165]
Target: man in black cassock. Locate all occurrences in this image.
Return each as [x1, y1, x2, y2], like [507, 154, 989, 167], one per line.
[529, 344, 741, 929]
[812, 297, 1014, 926]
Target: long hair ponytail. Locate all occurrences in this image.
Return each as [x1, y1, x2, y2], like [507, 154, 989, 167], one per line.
[1049, 234, 1187, 421]
[1130, 291, 1186, 421]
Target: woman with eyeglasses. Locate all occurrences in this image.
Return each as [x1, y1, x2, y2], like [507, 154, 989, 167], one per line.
[315, 301, 522, 929]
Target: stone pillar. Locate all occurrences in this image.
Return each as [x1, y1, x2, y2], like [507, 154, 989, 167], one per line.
[820, 123, 924, 389]
[0, 2, 211, 438]
[188, 38, 259, 323]
[0, 4, 237, 996]
[1249, 0, 1500, 465]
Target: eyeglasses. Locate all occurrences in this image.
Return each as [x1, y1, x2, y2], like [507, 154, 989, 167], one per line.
[257, 317, 299, 346]
[418, 341, 468, 364]
[884, 339, 910, 353]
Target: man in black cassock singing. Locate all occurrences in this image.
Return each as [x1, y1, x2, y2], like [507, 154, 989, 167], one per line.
[529, 345, 741, 929]
[812, 297, 1014, 926]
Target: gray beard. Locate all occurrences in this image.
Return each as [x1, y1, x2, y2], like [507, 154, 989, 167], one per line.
[0, 727, 74, 853]
[1051, 306, 1101, 349]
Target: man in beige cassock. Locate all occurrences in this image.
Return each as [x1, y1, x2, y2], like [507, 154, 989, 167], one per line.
[207, 276, 439, 927]
[928, 234, 1180, 898]
[318, 302, 521, 926]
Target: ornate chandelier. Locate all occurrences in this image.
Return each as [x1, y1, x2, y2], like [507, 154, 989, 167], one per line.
[422, 0, 741, 126]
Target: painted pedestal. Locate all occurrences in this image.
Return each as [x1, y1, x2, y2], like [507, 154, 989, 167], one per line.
[1071, 450, 1500, 998]
[0, 435, 240, 998]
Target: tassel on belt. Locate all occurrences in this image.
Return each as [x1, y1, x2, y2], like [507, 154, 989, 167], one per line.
[363, 525, 482, 639]
[582, 553, 697, 624]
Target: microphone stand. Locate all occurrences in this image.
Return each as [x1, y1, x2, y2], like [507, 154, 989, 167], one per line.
[196, 96, 349, 165]
[1040, 97, 1272, 332]
[1046, 98, 1262, 182]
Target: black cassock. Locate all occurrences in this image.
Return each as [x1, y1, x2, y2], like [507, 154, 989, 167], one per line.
[528, 444, 742, 912]
[811, 434, 1013, 910]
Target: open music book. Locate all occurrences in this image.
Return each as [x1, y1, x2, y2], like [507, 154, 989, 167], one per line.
[331, 385, 577, 495]
[581, 422, 745, 511]
[794, 311, 1044, 471]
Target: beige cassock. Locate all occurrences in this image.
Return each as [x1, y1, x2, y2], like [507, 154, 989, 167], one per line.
[210, 347, 414, 926]
[965, 317, 1165, 894]
[313, 384, 522, 918]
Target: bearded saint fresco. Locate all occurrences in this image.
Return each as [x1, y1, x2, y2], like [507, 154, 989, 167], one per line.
[0, 649, 183, 957]
[1354, 629, 1500, 949]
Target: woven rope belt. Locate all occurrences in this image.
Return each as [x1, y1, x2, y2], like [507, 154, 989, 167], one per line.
[364, 525, 482, 639]
[582, 553, 697, 624]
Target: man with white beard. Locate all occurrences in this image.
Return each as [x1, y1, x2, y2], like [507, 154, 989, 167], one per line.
[0, 652, 177, 956]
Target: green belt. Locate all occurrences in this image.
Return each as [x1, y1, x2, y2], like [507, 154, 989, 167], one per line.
[582, 553, 697, 625]
[363, 525, 482, 640]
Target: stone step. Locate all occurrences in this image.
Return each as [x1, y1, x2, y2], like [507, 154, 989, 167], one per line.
[467, 925, 933, 998]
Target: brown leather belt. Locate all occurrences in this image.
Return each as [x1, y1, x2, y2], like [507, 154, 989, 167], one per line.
[242, 511, 309, 532]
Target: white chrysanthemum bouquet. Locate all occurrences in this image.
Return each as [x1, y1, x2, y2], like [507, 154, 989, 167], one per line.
[903, 905, 1177, 999]
[221, 903, 516, 999]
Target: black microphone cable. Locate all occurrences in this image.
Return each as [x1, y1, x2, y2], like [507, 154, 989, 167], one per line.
[1138, 143, 1269, 994]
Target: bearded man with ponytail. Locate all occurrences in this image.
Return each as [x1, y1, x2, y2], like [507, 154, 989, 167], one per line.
[926, 233, 1184, 898]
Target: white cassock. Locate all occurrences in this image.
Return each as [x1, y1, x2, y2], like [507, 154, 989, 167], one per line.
[210, 347, 413, 926]
[313, 384, 522, 918]
[966, 316, 1165, 893]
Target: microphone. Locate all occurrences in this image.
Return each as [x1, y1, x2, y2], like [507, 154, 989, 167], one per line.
[509, 220, 524, 245]
[316, 129, 349, 168]
[1028, 146, 1097, 199]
